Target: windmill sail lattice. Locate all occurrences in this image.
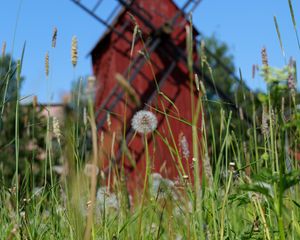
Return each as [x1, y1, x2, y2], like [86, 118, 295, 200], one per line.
[69, 0, 250, 191]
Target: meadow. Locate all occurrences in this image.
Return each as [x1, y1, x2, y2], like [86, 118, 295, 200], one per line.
[1, 5, 300, 240]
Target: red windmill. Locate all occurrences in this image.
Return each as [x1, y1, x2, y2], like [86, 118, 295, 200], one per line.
[70, 0, 245, 194]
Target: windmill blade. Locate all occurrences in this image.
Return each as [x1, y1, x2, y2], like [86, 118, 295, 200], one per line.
[103, 60, 178, 175]
[114, 0, 252, 123]
[93, 0, 205, 130]
[95, 37, 162, 129]
[69, 0, 133, 42]
[68, 0, 255, 183]
[69, 0, 250, 120]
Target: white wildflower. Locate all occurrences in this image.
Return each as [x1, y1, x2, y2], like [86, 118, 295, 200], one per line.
[131, 110, 157, 134]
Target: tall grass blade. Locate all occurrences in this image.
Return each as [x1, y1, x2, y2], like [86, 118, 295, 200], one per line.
[288, 0, 300, 49]
[273, 16, 286, 59]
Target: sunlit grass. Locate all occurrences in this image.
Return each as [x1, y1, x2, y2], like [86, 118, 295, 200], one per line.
[0, 6, 300, 240]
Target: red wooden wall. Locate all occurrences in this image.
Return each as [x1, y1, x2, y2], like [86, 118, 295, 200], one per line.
[91, 0, 202, 194]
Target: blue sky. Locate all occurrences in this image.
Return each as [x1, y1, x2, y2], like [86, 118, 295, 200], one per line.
[0, 0, 299, 103]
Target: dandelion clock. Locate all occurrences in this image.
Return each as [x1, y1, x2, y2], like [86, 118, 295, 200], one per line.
[131, 110, 158, 134]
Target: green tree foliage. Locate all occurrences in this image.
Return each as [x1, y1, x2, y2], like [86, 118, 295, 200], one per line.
[0, 54, 24, 104]
[0, 55, 47, 186]
[199, 36, 257, 167]
[201, 36, 300, 179]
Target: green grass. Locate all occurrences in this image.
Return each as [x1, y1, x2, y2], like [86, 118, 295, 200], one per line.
[1, 7, 300, 240]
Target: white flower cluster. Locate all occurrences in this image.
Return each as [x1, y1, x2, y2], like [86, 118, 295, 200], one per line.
[131, 110, 158, 134]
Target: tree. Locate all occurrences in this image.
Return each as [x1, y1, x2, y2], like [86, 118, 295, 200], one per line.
[0, 54, 47, 187]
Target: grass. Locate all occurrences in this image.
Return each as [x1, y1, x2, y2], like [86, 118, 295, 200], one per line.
[1, 6, 300, 240]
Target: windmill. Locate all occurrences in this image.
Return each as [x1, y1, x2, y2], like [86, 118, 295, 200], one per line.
[69, 0, 248, 193]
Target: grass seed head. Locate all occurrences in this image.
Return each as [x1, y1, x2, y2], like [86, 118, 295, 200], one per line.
[261, 47, 269, 76]
[45, 52, 49, 77]
[261, 106, 269, 137]
[261, 47, 268, 67]
[71, 36, 78, 67]
[288, 57, 296, 92]
[52, 27, 57, 48]
[179, 132, 190, 159]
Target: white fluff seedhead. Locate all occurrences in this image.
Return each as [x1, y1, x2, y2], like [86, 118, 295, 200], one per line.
[131, 110, 157, 134]
[84, 163, 99, 177]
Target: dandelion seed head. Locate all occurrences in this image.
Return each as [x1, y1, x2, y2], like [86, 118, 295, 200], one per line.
[96, 187, 119, 211]
[151, 173, 177, 199]
[84, 163, 99, 177]
[131, 110, 157, 134]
